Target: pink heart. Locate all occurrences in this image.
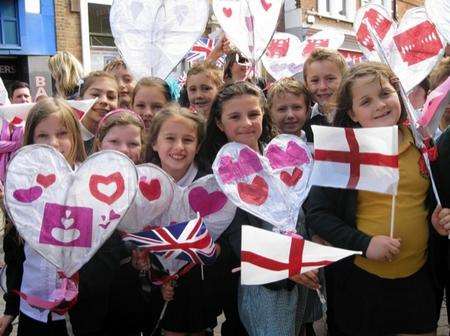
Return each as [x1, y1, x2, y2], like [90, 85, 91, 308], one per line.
[218, 148, 262, 184]
[13, 186, 43, 203]
[266, 141, 310, 169]
[109, 209, 120, 221]
[188, 187, 227, 217]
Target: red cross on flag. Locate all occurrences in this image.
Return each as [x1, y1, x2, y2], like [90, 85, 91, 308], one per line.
[310, 125, 399, 195]
[241, 225, 360, 285]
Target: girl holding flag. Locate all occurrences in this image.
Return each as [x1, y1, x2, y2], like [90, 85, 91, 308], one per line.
[305, 62, 445, 336]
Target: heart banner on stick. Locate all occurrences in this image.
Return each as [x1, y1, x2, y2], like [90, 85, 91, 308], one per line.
[389, 7, 445, 93]
[0, 77, 10, 106]
[110, 0, 209, 80]
[212, 0, 284, 61]
[425, 0, 450, 44]
[213, 134, 313, 232]
[4, 145, 138, 277]
[300, 30, 345, 58]
[354, 4, 397, 62]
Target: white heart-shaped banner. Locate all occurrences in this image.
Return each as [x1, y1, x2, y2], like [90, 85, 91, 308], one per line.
[213, 0, 284, 61]
[212, 134, 313, 232]
[4, 145, 138, 277]
[354, 4, 397, 62]
[300, 30, 345, 58]
[425, 0, 450, 44]
[389, 7, 445, 93]
[110, 0, 209, 80]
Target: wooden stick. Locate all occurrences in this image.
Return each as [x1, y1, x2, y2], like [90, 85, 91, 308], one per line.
[390, 194, 396, 238]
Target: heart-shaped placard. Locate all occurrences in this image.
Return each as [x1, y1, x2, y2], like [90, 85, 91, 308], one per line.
[354, 4, 397, 62]
[300, 30, 345, 58]
[212, 134, 313, 232]
[262, 32, 303, 80]
[4, 145, 138, 277]
[389, 7, 445, 93]
[110, 0, 209, 80]
[425, 0, 450, 44]
[213, 0, 283, 61]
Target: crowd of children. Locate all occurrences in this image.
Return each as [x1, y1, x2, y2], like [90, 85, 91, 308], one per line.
[0, 43, 449, 336]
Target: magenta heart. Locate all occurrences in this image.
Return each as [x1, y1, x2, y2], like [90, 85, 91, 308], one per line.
[109, 209, 120, 221]
[266, 141, 311, 169]
[13, 186, 43, 203]
[188, 187, 227, 217]
[218, 148, 262, 184]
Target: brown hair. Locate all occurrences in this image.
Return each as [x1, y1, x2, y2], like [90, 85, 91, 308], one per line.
[198, 81, 277, 167]
[23, 97, 87, 165]
[429, 57, 450, 90]
[94, 109, 146, 163]
[186, 62, 224, 89]
[303, 48, 348, 83]
[267, 78, 311, 112]
[79, 71, 119, 98]
[146, 103, 206, 169]
[103, 57, 128, 72]
[333, 62, 407, 128]
[131, 77, 172, 106]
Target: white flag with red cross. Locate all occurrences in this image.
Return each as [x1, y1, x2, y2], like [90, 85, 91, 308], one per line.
[0, 99, 96, 126]
[241, 225, 361, 285]
[310, 125, 399, 195]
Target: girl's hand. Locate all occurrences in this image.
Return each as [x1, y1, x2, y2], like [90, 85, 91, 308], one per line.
[206, 34, 231, 63]
[289, 270, 320, 290]
[431, 205, 450, 236]
[366, 235, 401, 262]
[0, 315, 14, 336]
[161, 282, 175, 301]
[311, 235, 331, 246]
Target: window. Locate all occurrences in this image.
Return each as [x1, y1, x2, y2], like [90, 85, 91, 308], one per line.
[0, 0, 20, 47]
[88, 3, 114, 47]
[317, 0, 356, 22]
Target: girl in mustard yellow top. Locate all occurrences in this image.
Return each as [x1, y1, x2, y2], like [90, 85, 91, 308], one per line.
[306, 62, 446, 336]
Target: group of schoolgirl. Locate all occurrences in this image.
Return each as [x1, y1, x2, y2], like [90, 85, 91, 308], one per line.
[0, 45, 449, 336]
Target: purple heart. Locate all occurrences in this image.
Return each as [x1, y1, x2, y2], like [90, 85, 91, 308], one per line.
[13, 186, 43, 203]
[266, 141, 310, 169]
[218, 148, 262, 184]
[189, 187, 227, 217]
[109, 209, 121, 221]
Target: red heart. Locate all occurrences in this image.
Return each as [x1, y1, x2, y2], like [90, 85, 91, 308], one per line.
[139, 178, 161, 201]
[223, 7, 232, 17]
[280, 167, 303, 187]
[89, 172, 125, 205]
[237, 176, 268, 206]
[36, 173, 56, 188]
[261, 0, 272, 11]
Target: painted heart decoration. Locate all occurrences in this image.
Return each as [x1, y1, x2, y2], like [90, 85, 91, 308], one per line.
[354, 4, 397, 62]
[212, 134, 313, 232]
[425, 0, 450, 44]
[262, 32, 303, 80]
[4, 145, 138, 277]
[300, 30, 345, 58]
[389, 7, 445, 93]
[110, 0, 209, 80]
[213, 0, 284, 61]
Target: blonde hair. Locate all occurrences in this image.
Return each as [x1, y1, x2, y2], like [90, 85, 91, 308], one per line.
[186, 62, 224, 89]
[79, 71, 119, 98]
[94, 109, 146, 163]
[146, 103, 206, 168]
[23, 97, 87, 166]
[430, 57, 450, 90]
[48, 51, 84, 98]
[104, 57, 127, 72]
[267, 78, 311, 112]
[303, 48, 348, 83]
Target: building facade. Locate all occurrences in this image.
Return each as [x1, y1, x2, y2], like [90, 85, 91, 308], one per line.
[0, 0, 56, 99]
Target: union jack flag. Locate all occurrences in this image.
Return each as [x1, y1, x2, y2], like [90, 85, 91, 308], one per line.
[122, 215, 217, 266]
[185, 37, 215, 64]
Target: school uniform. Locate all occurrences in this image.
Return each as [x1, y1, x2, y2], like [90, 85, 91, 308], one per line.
[305, 126, 445, 335]
[303, 103, 331, 143]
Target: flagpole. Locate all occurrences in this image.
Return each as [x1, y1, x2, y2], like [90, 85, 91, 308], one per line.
[389, 194, 396, 238]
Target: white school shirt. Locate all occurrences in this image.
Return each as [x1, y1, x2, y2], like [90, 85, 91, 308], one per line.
[176, 163, 198, 187]
[20, 243, 65, 322]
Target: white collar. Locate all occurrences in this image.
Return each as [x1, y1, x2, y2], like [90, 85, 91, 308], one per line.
[80, 122, 94, 141]
[310, 103, 325, 119]
[176, 163, 198, 187]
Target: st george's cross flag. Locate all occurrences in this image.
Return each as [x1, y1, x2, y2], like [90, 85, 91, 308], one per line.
[0, 99, 97, 126]
[241, 225, 360, 285]
[122, 215, 217, 266]
[310, 125, 399, 195]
